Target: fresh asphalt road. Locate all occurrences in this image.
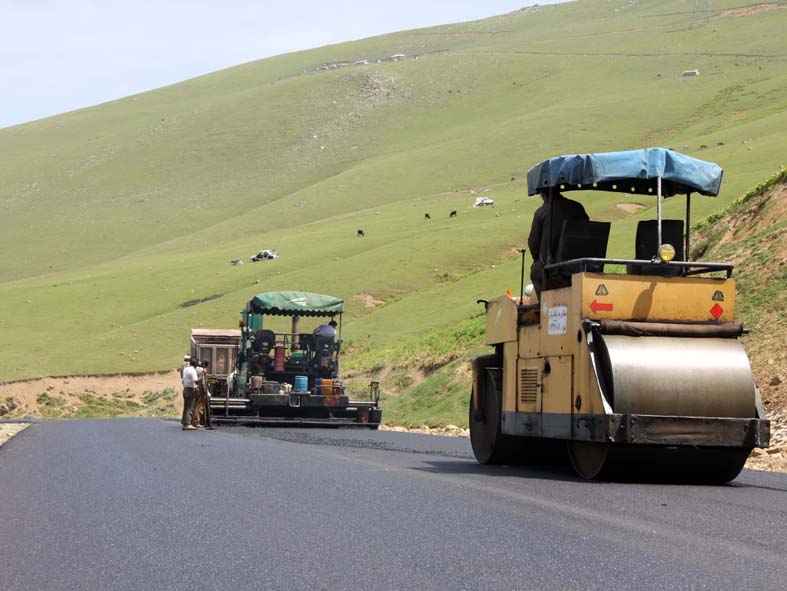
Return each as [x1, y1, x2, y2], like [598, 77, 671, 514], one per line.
[1, 419, 785, 591]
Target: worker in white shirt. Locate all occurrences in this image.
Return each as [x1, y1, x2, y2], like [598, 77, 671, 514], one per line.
[181, 358, 199, 430]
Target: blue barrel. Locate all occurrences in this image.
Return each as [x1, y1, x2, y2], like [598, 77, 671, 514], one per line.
[294, 375, 308, 392]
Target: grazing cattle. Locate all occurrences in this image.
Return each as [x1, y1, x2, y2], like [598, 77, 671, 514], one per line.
[357, 229, 365, 237]
[230, 258, 243, 266]
[699, 145, 708, 150]
[424, 213, 431, 220]
[449, 210, 457, 218]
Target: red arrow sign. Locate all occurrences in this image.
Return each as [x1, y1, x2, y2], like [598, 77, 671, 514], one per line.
[590, 299, 613, 313]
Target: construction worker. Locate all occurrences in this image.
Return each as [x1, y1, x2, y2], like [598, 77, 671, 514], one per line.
[192, 359, 210, 428]
[179, 354, 190, 377]
[181, 358, 198, 430]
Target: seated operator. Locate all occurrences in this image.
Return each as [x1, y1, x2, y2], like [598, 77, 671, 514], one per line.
[313, 319, 337, 341]
[313, 319, 338, 370]
[527, 188, 589, 298]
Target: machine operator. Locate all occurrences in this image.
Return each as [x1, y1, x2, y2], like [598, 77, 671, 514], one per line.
[527, 189, 588, 298]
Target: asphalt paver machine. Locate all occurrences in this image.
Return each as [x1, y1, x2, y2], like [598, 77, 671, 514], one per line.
[470, 148, 770, 482]
[209, 291, 382, 427]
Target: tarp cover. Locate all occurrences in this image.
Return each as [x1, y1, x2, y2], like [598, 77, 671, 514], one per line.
[526, 148, 723, 197]
[248, 291, 344, 317]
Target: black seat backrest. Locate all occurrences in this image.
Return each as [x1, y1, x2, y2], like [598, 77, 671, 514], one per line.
[555, 220, 611, 273]
[635, 219, 684, 260]
[314, 333, 335, 353]
[629, 219, 684, 276]
[297, 333, 315, 352]
[252, 329, 276, 353]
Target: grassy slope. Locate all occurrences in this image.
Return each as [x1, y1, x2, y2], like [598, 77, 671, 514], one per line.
[692, 169, 787, 421]
[0, 0, 785, 411]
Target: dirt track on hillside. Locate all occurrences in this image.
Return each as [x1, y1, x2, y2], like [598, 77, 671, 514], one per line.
[0, 372, 184, 418]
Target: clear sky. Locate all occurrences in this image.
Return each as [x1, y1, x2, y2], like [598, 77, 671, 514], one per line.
[0, 0, 564, 129]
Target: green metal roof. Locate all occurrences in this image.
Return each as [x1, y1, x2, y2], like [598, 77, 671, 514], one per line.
[247, 291, 344, 317]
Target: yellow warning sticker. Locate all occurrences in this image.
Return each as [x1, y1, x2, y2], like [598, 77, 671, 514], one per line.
[595, 284, 609, 296]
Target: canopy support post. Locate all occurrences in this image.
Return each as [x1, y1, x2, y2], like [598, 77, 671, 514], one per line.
[656, 176, 663, 256]
[545, 184, 555, 291]
[291, 315, 301, 351]
[685, 192, 692, 265]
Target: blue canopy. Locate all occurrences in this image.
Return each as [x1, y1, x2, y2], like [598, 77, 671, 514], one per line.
[526, 148, 723, 197]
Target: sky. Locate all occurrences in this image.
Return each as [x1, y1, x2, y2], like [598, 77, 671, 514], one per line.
[0, 0, 564, 129]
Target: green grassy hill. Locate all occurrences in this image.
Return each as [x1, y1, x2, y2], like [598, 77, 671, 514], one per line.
[1, 0, 786, 402]
[692, 169, 787, 418]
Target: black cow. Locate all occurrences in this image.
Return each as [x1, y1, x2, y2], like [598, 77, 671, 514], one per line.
[357, 229, 365, 237]
[424, 213, 431, 220]
[449, 210, 457, 218]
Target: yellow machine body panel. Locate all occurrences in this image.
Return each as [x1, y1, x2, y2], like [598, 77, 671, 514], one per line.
[577, 273, 736, 323]
[491, 272, 748, 419]
[541, 355, 574, 415]
[499, 272, 742, 418]
[499, 284, 605, 416]
[484, 295, 519, 345]
[501, 342, 519, 412]
[516, 358, 542, 413]
[519, 285, 606, 416]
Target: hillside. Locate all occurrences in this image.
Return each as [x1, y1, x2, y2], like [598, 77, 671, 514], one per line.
[0, 0, 786, 389]
[693, 168, 787, 469]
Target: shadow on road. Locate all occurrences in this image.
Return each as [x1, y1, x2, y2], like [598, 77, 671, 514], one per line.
[413, 459, 582, 483]
[412, 460, 787, 489]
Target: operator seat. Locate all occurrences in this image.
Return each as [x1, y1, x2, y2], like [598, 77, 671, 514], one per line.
[313, 333, 336, 370]
[252, 329, 276, 353]
[628, 219, 684, 276]
[555, 220, 612, 274]
[541, 219, 610, 293]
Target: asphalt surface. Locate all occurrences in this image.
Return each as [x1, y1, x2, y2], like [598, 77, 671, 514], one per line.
[1, 419, 785, 591]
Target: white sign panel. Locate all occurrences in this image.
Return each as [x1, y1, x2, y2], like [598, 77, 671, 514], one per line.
[547, 306, 568, 335]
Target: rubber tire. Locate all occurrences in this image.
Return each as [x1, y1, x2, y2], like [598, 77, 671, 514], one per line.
[469, 369, 521, 464]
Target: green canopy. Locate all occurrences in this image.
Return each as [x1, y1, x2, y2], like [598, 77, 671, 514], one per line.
[248, 291, 344, 317]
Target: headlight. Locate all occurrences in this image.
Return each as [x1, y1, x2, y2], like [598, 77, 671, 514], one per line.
[657, 244, 676, 262]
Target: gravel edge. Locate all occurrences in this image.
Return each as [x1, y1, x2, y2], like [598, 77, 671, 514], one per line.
[0, 423, 31, 447]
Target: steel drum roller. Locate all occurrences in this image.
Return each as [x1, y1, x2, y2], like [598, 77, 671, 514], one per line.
[599, 336, 755, 418]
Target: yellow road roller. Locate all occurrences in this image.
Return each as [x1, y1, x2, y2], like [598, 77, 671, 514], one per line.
[470, 148, 770, 482]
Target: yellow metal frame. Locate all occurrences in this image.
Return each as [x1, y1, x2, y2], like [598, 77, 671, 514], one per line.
[494, 272, 738, 417]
